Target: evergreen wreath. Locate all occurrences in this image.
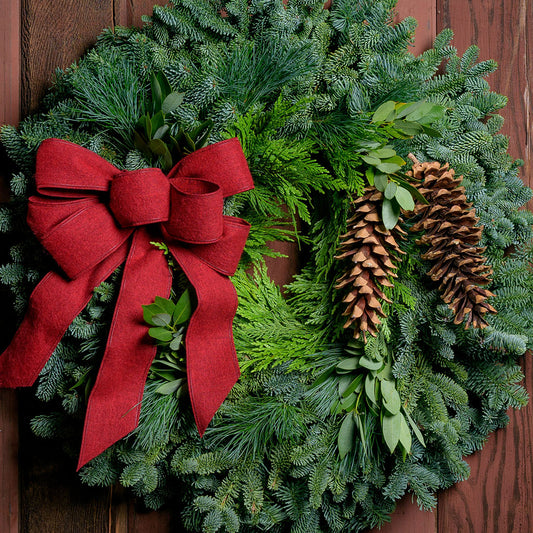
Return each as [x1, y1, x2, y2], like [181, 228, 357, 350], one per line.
[1, 1, 533, 531]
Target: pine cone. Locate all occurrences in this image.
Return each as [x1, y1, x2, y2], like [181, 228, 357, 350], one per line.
[335, 188, 406, 341]
[407, 157, 496, 329]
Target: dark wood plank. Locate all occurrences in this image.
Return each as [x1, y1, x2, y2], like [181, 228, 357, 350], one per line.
[0, 2, 21, 532]
[0, 0, 21, 129]
[19, 400, 111, 533]
[437, 1, 533, 531]
[21, 0, 114, 115]
[395, 0, 437, 56]
[379, 496, 437, 533]
[438, 354, 533, 532]
[438, 0, 532, 206]
[0, 391, 20, 533]
[109, 485, 173, 533]
[113, 0, 167, 28]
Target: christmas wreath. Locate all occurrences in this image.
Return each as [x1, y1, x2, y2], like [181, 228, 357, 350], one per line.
[1, 1, 533, 531]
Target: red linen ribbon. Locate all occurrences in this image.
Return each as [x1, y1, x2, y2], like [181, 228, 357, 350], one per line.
[0, 138, 254, 469]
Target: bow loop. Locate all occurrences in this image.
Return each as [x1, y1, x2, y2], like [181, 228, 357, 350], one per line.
[169, 138, 253, 198]
[109, 168, 170, 228]
[28, 196, 132, 280]
[36, 138, 117, 197]
[165, 178, 224, 243]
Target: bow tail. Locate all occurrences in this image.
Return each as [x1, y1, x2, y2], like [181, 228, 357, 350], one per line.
[0, 244, 129, 388]
[169, 245, 240, 436]
[78, 228, 171, 469]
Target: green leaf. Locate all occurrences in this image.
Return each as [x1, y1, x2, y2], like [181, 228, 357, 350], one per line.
[381, 379, 401, 415]
[143, 300, 173, 326]
[156, 378, 185, 395]
[340, 392, 357, 411]
[421, 125, 442, 137]
[381, 155, 406, 166]
[143, 114, 153, 139]
[374, 173, 388, 192]
[162, 92, 184, 114]
[338, 413, 356, 459]
[372, 101, 396, 123]
[384, 182, 398, 200]
[405, 410, 426, 447]
[382, 198, 400, 229]
[393, 120, 423, 136]
[148, 138, 170, 156]
[354, 413, 367, 453]
[378, 364, 394, 381]
[359, 356, 383, 370]
[342, 374, 364, 398]
[154, 296, 175, 315]
[376, 162, 402, 174]
[405, 102, 446, 124]
[382, 412, 402, 453]
[151, 74, 163, 114]
[134, 131, 151, 157]
[365, 374, 377, 404]
[148, 139, 173, 171]
[395, 101, 425, 119]
[151, 313, 171, 327]
[190, 119, 214, 149]
[366, 167, 375, 186]
[148, 327, 173, 342]
[336, 358, 360, 372]
[395, 186, 415, 211]
[393, 176, 429, 204]
[399, 413, 412, 452]
[373, 147, 396, 158]
[338, 375, 354, 396]
[362, 154, 381, 166]
[156, 71, 172, 100]
[151, 111, 165, 133]
[169, 334, 183, 351]
[311, 367, 335, 388]
[173, 289, 192, 325]
[153, 124, 170, 140]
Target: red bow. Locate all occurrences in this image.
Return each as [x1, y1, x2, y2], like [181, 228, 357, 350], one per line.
[0, 138, 254, 469]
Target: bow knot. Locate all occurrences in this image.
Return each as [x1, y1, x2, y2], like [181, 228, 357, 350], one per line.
[165, 178, 224, 243]
[109, 168, 169, 228]
[0, 137, 254, 470]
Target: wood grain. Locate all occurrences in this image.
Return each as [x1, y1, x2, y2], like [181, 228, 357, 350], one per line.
[379, 496, 437, 533]
[0, 391, 19, 533]
[21, 0, 114, 114]
[438, 0, 532, 203]
[395, 0, 437, 56]
[19, 405, 111, 533]
[0, 0, 21, 128]
[113, 0, 166, 28]
[437, 1, 533, 531]
[0, 2, 20, 532]
[438, 353, 533, 532]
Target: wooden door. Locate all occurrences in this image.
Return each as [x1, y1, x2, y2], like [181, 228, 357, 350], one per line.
[1, 1, 532, 531]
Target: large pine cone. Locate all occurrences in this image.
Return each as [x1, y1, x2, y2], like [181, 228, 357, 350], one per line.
[408, 157, 496, 329]
[336, 188, 405, 341]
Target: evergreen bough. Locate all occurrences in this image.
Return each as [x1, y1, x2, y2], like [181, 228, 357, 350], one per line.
[1, 1, 532, 531]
